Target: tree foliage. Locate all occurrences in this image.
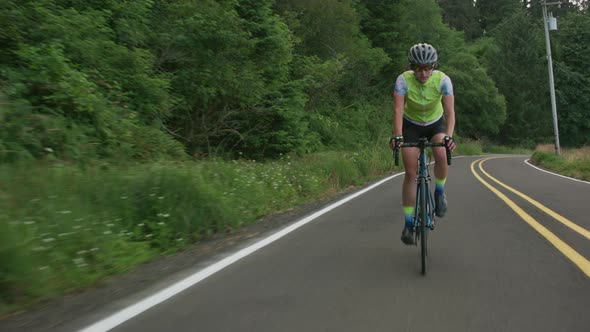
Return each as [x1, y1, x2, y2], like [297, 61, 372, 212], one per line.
[554, 12, 590, 146]
[445, 52, 506, 139]
[0, 0, 588, 163]
[479, 9, 553, 146]
[437, 0, 482, 40]
[0, 0, 183, 162]
[476, 0, 523, 34]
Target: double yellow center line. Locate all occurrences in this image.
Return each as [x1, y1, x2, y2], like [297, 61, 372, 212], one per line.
[471, 157, 590, 278]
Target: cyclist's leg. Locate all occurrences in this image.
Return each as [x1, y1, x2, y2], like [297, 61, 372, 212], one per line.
[400, 146, 419, 244]
[400, 118, 421, 244]
[431, 131, 449, 217]
[401, 118, 421, 222]
[402, 147, 419, 210]
[431, 132, 448, 180]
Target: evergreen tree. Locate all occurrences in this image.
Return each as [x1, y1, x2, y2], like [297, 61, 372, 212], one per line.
[554, 12, 590, 146]
[477, 0, 522, 34]
[482, 9, 552, 146]
[437, 0, 483, 40]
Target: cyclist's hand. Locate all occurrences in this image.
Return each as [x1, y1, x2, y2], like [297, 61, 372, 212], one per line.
[443, 136, 456, 151]
[390, 135, 404, 150]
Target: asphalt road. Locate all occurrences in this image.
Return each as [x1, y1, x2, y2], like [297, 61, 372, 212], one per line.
[6, 155, 590, 332]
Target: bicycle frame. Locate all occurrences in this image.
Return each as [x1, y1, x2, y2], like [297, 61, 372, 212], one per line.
[414, 145, 435, 231]
[393, 136, 451, 275]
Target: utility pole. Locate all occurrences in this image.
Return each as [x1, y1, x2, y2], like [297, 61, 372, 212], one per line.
[542, 1, 561, 156]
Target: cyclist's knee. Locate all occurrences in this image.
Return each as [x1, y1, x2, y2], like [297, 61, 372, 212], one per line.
[403, 159, 418, 173]
[433, 150, 447, 163]
[404, 168, 417, 178]
[432, 146, 447, 162]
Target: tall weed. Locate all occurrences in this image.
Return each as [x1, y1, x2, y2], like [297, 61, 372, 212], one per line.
[531, 146, 590, 181]
[0, 145, 395, 314]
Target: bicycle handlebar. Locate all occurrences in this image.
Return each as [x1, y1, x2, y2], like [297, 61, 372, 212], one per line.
[393, 140, 452, 167]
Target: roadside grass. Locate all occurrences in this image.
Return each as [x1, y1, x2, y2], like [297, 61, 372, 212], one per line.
[530, 145, 590, 181]
[0, 138, 538, 316]
[482, 144, 532, 155]
[457, 138, 534, 155]
[455, 139, 484, 155]
[0, 145, 397, 316]
[434, 139, 532, 156]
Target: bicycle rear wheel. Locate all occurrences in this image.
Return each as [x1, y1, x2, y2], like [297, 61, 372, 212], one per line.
[419, 177, 428, 275]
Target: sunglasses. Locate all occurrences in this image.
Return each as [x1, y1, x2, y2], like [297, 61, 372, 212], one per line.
[410, 64, 434, 72]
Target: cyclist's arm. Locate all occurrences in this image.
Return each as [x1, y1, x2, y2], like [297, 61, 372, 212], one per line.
[441, 74, 455, 141]
[393, 91, 405, 137]
[393, 75, 407, 137]
[442, 94, 455, 150]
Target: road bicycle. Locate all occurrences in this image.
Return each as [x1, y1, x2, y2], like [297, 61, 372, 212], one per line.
[393, 137, 451, 275]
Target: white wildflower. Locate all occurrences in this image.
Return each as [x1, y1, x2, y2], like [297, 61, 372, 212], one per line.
[73, 258, 87, 267]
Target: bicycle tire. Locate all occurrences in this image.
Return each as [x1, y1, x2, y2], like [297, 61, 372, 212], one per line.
[419, 177, 427, 275]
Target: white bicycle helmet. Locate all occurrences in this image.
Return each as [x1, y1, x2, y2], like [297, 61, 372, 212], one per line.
[408, 43, 438, 65]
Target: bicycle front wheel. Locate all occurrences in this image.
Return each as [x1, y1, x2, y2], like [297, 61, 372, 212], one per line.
[419, 177, 428, 275]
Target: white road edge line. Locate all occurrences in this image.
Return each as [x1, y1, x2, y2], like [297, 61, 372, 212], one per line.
[79, 173, 403, 332]
[525, 159, 590, 185]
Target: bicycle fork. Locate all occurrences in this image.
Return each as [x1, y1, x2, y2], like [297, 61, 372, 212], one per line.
[413, 155, 436, 237]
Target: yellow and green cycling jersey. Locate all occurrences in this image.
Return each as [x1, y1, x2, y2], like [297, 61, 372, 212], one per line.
[394, 70, 453, 126]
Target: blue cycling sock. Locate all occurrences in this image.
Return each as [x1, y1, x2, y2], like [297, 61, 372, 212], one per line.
[435, 178, 446, 195]
[403, 206, 414, 227]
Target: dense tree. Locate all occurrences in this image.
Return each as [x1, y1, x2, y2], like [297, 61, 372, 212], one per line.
[274, 0, 390, 149]
[553, 12, 590, 146]
[437, 0, 483, 40]
[1, 0, 589, 163]
[143, 0, 312, 158]
[444, 52, 507, 139]
[480, 9, 553, 146]
[361, 0, 456, 83]
[476, 0, 522, 34]
[0, 0, 183, 162]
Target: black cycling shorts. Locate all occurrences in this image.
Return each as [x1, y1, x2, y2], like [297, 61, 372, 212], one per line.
[403, 117, 447, 143]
